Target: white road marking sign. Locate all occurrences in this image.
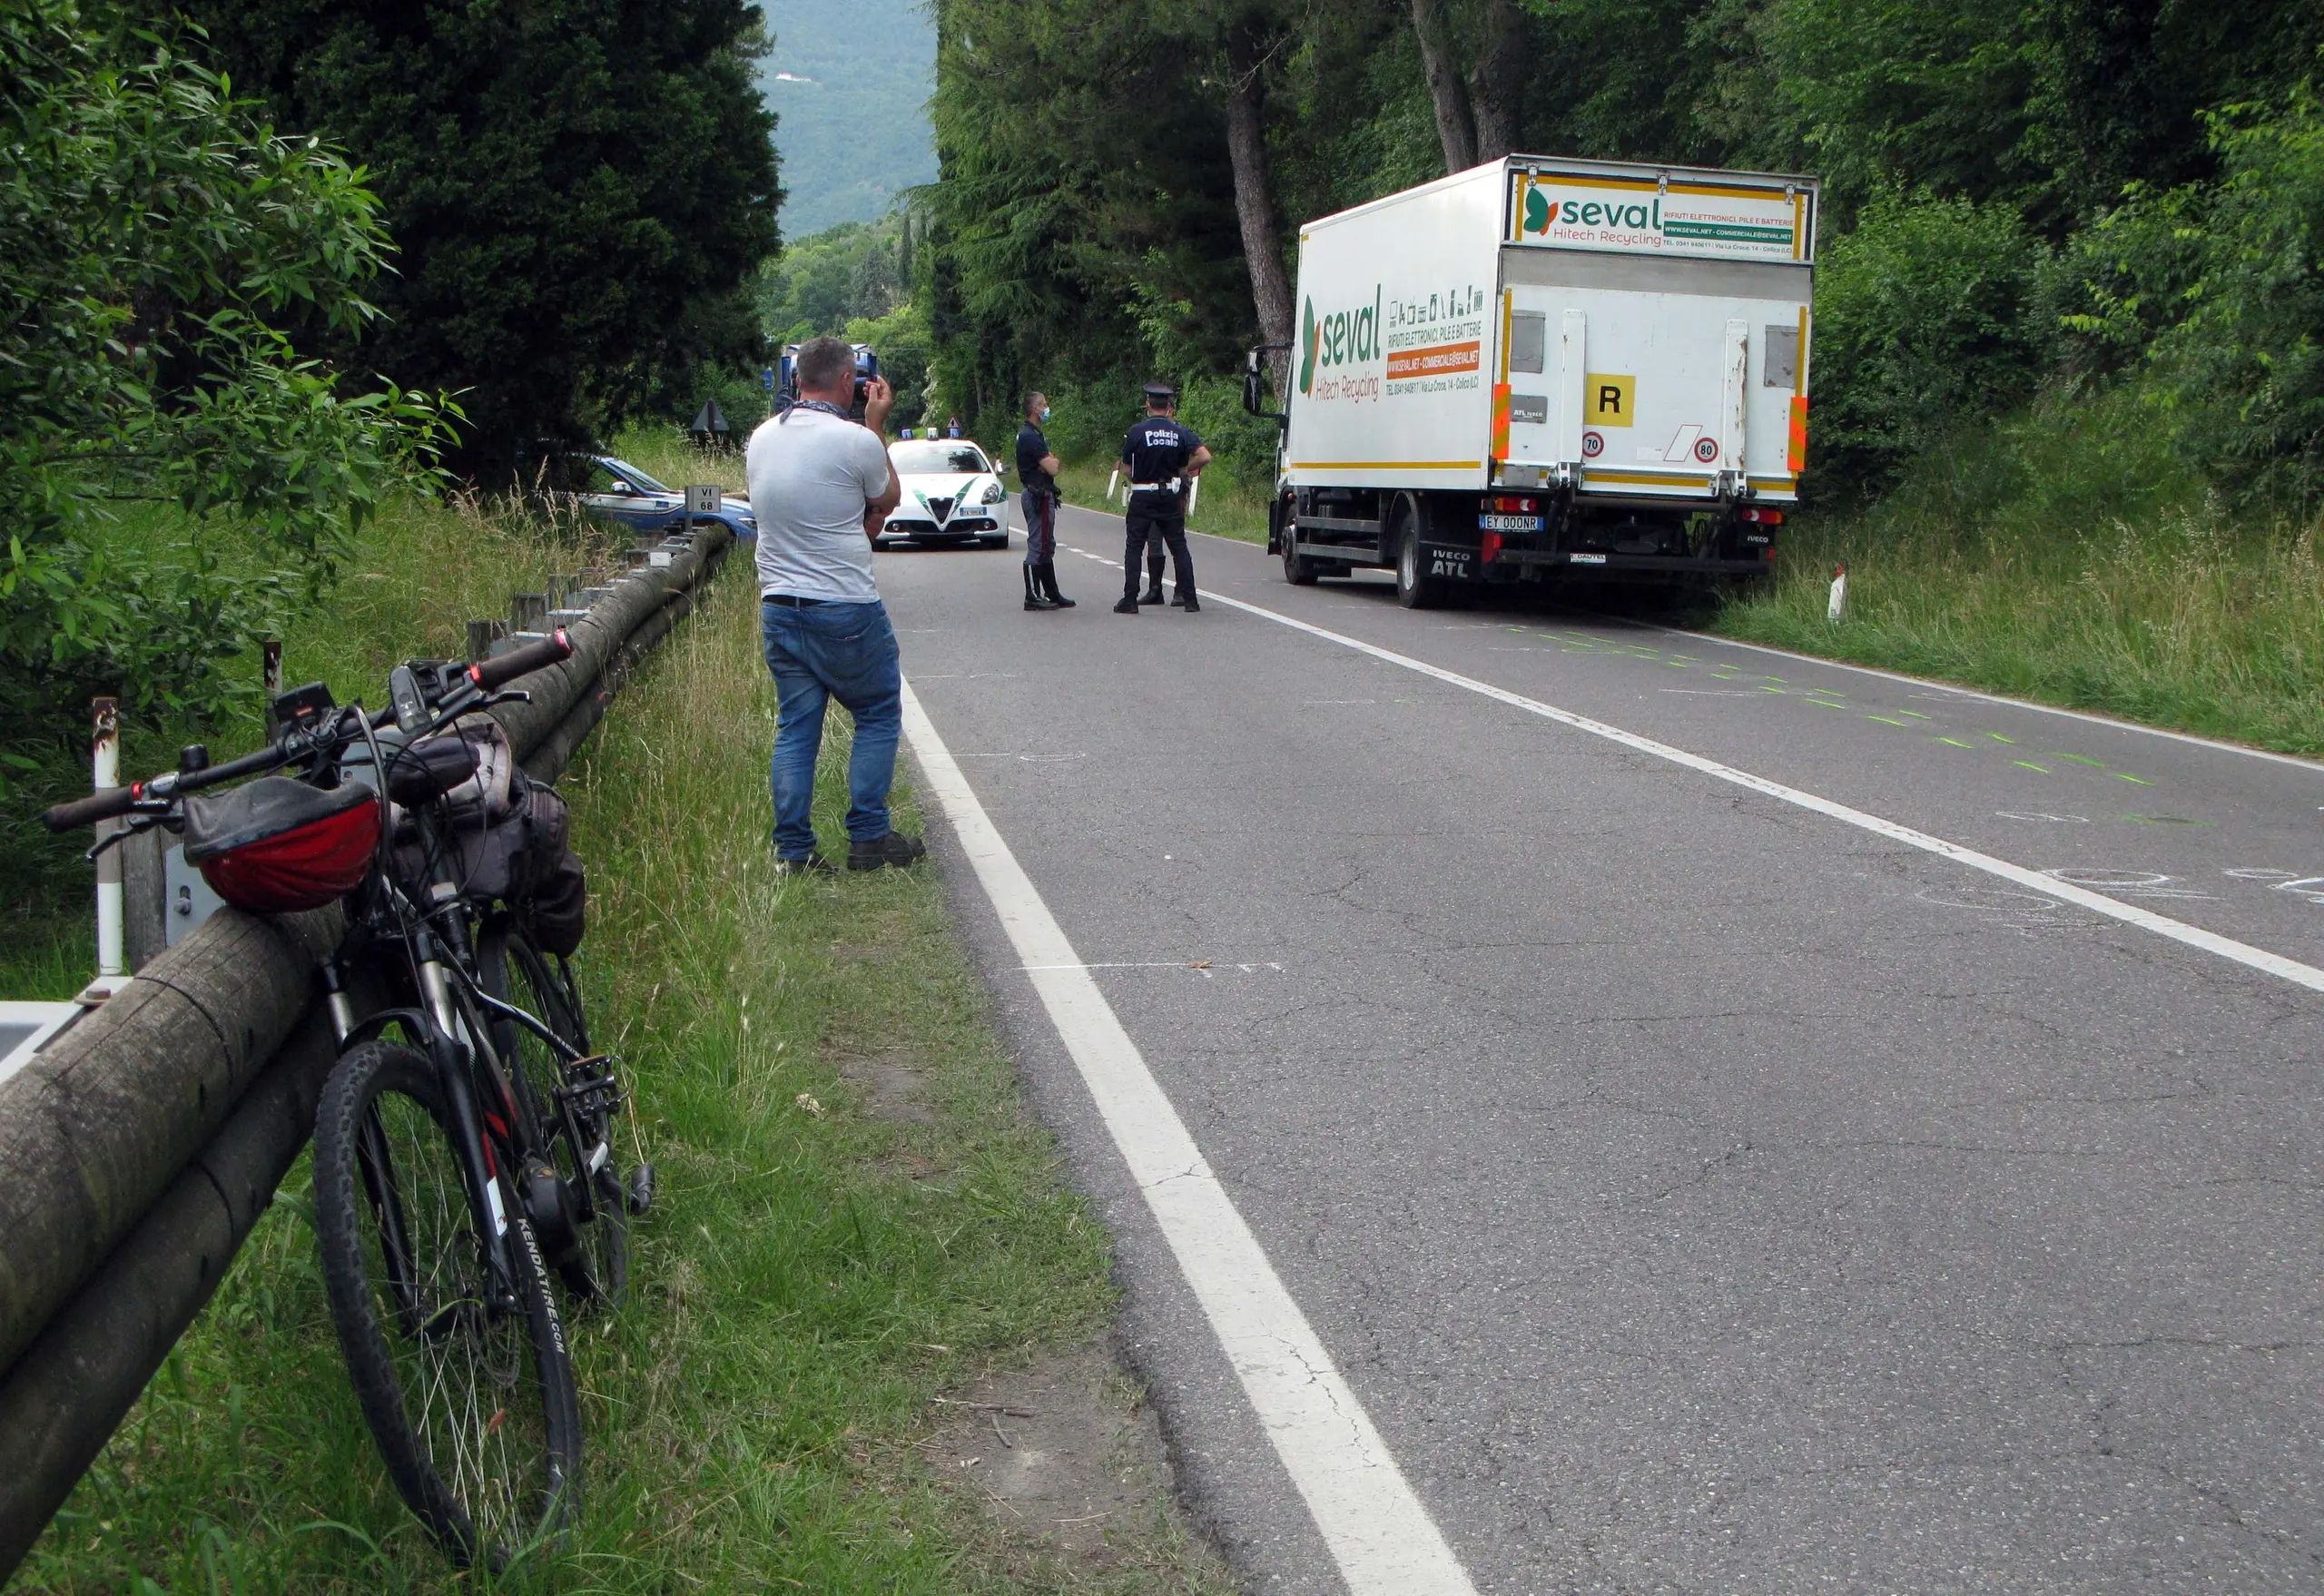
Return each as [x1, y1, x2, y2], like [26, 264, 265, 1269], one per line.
[900, 680, 1479, 1596]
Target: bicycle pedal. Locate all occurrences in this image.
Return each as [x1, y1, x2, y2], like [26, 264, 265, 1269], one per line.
[626, 1162, 655, 1216]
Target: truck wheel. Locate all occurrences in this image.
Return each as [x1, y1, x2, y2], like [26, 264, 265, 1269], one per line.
[1391, 496, 1441, 609]
[1275, 495, 1317, 585]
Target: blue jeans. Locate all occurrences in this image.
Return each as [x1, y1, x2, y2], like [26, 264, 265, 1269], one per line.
[760, 598, 903, 859]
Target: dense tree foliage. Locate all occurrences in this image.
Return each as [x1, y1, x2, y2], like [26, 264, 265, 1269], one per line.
[191, 0, 783, 472]
[0, 0, 450, 780]
[925, 0, 2324, 498]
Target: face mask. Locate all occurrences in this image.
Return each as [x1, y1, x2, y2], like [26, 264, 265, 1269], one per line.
[1039, 408, 1051, 422]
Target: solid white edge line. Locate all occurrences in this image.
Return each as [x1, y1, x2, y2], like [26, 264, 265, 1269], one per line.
[899, 677, 1480, 1596]
[1194, 592, 2324, 1000]
[1058, 500, 2324, 773]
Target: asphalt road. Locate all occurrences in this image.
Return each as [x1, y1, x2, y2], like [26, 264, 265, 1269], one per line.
[879, 505, 2324, 1594]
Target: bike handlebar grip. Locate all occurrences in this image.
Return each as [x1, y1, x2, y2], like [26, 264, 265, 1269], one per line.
[41, 783, 143, 832]
[468, 627, 574, 691]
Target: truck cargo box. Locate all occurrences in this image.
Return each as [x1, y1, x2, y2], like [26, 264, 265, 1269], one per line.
[1265, 154, 1817, 598]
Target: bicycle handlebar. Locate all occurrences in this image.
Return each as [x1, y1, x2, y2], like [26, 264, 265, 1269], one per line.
[469, 629, 573, 693]
[40, 784, 145, 832]
[41, 629, 574, 833]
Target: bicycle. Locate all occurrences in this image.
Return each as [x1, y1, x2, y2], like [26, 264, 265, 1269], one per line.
[42, 630, 649, 1568]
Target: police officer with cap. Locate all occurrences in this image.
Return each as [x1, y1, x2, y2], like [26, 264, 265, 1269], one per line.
[1114, 380, 1211, 615]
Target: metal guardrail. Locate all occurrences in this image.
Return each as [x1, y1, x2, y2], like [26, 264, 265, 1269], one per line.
[0, 520, 733, 1581]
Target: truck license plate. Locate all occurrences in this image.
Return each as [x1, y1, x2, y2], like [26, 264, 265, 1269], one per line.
[1569, 552, 1608, 565]
[1478, 514, 1542, 532]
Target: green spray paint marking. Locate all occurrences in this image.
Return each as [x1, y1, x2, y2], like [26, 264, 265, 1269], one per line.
[1896, 710, 1931, 720]
[1761, 685, 1787, 694]
[2114, 772, 2152, 785]
[1985, 732, 2016, 744]
[2053, 753, 2105, 767]
[2014, 761, 2051, 773]
[1866, 715, 1910, 726]
[1935, 736, 1973, 748]
[1807, 698, 1844, 709]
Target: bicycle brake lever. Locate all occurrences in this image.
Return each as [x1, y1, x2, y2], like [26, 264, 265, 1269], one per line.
[477, 688, 532, 709]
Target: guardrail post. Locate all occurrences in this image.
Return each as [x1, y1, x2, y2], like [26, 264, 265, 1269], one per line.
[89, 699, 125, 993]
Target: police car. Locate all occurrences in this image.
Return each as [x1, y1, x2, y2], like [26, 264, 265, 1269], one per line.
[571, 455, 757, 540]
[876, 438, 1010, 550]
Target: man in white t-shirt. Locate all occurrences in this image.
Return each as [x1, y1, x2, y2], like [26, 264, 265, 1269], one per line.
[746, 336, 921, 874]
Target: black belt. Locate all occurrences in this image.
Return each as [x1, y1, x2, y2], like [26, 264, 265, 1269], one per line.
[763, 593, 830, 608]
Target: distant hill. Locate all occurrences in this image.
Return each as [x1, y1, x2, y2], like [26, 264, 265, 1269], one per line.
[759, 0, 937, 237]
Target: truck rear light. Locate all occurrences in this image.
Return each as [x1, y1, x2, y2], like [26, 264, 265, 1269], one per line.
[1480, 531, 1503, 562]
[1486, 496, 1537, 513]
[1741, 507, 1784, 525]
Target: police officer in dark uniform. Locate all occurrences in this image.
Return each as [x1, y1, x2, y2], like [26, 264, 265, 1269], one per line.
[1114, 381, 1212, 615]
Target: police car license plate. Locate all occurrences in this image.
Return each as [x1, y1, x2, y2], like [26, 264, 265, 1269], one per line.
[1570, 552, 1608, 565]
[1478, 514, 1543, 532]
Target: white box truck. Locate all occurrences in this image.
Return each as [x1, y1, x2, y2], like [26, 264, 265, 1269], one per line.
[1248, 154, 1818, 604]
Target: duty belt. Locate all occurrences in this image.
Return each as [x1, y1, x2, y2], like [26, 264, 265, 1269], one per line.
[1128, 478, 1183, 494]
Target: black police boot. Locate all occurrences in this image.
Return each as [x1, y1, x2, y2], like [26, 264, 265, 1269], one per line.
[1113, 593, 1140, 615]
[1039, 562, 1076, 607]
[1172, 587, 1200, 613]
[1023, 565, 1059, 611]
[1137, 579, 1166, 605]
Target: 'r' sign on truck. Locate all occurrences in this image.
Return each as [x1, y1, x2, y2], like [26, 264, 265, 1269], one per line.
[1246, 154, 1818, 606]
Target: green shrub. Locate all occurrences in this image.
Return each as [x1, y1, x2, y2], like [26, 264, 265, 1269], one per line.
[2156, 88, 2324, 498]
[1807, 189, 2052, 498]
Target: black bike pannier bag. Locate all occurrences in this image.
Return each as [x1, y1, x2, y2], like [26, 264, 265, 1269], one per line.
[524, 849, 587, 957]
[384, 733, 478, 805]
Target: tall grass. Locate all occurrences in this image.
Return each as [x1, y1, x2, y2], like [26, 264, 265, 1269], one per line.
[20, 459, 1226, 1592]
[1717, 386, 2324, 754]
[3, 493, 615, 999]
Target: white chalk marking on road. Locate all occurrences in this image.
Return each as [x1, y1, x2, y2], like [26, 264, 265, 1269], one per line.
[1200, 594, 2324, 1000]
[900, 679, 1479, 1596]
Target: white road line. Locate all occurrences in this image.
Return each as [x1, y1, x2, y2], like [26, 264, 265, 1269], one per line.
[899, 679, 1480, 1596]
[1200, 593, 2324, 1000]
[1057, 502, 2324, 773]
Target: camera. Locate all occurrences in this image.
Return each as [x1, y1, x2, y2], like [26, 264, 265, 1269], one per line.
[777, 342, 881, 422]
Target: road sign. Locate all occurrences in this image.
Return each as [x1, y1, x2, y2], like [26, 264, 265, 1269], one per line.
[684, 484, 722, 517]
[689, 398, 730, 436]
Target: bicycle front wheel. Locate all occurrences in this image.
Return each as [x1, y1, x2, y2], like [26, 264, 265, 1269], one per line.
[478, 919, 628, 1308]
[312, 1038, 583, 1567]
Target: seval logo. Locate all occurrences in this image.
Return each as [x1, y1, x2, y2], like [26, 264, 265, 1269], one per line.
[1299, 289, 1383, 395]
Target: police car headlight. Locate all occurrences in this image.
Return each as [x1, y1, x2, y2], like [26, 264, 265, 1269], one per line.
[981, 480, 1004, 504]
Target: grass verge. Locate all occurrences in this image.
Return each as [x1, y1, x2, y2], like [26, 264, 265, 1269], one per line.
[17, 438, 1229, 1593]
[2, 492, 615, 999]
[1710, 389, 2324, 756]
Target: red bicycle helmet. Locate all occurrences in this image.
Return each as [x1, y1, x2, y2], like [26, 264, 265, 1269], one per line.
[182, 776, 382, 912]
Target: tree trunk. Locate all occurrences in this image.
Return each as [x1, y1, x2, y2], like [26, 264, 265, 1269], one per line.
[1466, 0, 1529, 163]
[1224, 25, 1295, 379]
[1410, 0, 1476, 174]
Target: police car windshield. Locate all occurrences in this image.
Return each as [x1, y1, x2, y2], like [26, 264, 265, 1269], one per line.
[597, 458, 672, 495]
[891, 442, 990, 476]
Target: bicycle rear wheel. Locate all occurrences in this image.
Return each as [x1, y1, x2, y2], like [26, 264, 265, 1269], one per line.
[313, 1038, 583, 1567]
[478, 919, 629, 1307]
